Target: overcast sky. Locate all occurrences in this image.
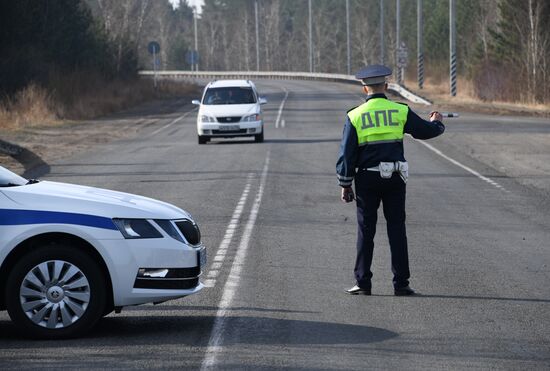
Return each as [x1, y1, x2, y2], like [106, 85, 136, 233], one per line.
[170, 0, 204, 13]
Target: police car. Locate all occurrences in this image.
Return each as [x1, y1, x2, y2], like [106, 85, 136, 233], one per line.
[0, 166, 206, 338]
[192, 79, 267, 144]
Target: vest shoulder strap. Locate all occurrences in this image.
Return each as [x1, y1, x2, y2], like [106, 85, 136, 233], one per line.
[346, 105, 360, 114]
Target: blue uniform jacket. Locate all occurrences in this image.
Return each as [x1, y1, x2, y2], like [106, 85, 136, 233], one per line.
[336, 93, 445, 187]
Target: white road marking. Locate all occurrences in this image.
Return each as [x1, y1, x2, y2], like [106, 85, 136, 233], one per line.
[201, 150, 271, 370]
[203, 173, 254, 288]
[413, 138, 508, 192]
[281, 119, 286, 128]
[149, 107, 198, 136]
[275, 88, 289, 129]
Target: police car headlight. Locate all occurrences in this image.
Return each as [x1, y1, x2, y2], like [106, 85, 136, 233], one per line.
[241, 114, 260, 122]
[113, 219, 163, 239]
[200, 115, 216, 123]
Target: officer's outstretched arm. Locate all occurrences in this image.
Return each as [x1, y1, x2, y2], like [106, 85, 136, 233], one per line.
[404, 109, 445, 140]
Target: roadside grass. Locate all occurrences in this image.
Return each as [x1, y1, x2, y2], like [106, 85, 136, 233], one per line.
[402, 75, 550, 117]
[0, 72, 200, 131]
[0, 84, 58, 130]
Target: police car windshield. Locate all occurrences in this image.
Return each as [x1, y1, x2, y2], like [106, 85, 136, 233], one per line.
[0, 166, 27, 187]
[203, 87, 256, 105]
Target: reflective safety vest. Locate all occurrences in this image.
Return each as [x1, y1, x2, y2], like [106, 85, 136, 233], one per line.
[347, 98, 409, 146]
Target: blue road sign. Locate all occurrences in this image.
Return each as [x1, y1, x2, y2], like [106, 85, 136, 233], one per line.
[148, 41, 160, 55]
[186, 50, 199, 65]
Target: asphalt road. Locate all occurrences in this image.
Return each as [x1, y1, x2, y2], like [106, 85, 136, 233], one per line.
[1, 79, 549, 370]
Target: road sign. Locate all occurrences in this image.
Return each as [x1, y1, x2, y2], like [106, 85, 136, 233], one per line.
[148, 41, 160, 55]
[396, 43, 408, 68]
[186, 50, 199, 65]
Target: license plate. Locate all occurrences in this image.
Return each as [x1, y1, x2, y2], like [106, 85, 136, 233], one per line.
[197, 247, 207, 267]
[218, 125, 240, 131]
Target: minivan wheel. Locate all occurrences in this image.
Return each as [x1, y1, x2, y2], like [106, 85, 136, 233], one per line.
[5, 244, 106, 339]
[254, 131, 264, 143]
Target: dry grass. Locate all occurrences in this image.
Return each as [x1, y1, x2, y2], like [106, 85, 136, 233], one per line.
[0, 72, 199, 131]
[402, 75, 550, 117]
[0, 84, 58, 129]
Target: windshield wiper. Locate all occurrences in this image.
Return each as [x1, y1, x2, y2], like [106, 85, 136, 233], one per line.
[0, 182, 22, 187]
[26, 179, 40, 185]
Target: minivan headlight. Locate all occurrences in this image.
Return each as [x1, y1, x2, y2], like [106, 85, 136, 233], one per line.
[200, 115, 216, 123]
[113, 219, 162, 239]
[241, 114, 260, 122]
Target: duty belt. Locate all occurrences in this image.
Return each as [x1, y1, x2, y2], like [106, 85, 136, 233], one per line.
[366, 161, 409, 183]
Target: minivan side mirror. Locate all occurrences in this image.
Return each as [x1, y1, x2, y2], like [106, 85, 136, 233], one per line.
[259, 97, 267, 105]
[192, 99, 201, 105]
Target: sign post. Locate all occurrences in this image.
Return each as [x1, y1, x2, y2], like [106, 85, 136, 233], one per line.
[148, 41, 160, 88]
[396, 43, 408, 85]
[186, 50, 199, 70]
[417, 0, 424, 89]
[449, 0, 457, 96]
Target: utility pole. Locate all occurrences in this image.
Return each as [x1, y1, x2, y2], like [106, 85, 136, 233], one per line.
[255, 0, 260, 71]
[346, 0, 351, 75]
[153, 45, 157, 87]
[379, 0, 384, 65]
[309, 0, 313, 72]
[417, 0, 424, 89]
[396, 0, 401, 84]
[449, 0, 457, 96]
[193, 6, 198, 72]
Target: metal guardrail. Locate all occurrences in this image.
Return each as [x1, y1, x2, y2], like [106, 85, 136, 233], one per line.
[138, 70, 432, 106]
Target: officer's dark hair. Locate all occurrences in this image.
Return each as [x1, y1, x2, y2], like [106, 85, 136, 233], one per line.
[365, 82, 386, 89]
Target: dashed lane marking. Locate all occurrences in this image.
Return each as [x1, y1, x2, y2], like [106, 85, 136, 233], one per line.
[275, 88, 289, 129]
[202, 173, 254, 288]
[201, 150, 271, 370]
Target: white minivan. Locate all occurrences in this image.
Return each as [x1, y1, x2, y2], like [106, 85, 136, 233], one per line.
[193, 80, 267, 144]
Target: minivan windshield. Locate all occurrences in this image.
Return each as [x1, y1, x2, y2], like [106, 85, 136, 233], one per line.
[203, 87, 256, 105]
[0, 166, 27, 187]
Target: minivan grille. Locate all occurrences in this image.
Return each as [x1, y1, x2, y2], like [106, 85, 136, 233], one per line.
[175, 219, 201, 245]
[217, 116, 241, 123]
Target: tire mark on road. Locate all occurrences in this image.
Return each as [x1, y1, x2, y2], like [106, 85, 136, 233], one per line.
[149, 107, 198, 137]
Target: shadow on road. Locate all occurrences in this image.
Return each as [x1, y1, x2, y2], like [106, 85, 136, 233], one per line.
[370, 293, 550, 304]
[0, 315, 397, 347]
[122, 305, 321, 314]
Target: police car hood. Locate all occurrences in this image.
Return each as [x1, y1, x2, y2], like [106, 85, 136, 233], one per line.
[200, 104, 258, 118]
[3, 180, 190, 220]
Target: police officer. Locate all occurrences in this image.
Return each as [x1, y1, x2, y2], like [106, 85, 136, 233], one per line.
[336, 65, 445, 296]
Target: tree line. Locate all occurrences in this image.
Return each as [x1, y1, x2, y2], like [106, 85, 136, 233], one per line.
[1, 0, 548, 104]
[193, 0, 549, 103]
[0, 0, 124, 95]
[64, 0, 550, 104]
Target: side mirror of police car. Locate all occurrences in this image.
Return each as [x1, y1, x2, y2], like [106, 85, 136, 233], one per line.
[259, 97, 267, 105]
[192, 99, 201, 105]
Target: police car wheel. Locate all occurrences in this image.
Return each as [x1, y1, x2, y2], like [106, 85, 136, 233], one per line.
[5, 244, 106, 339]
[254, 131, 264, 143]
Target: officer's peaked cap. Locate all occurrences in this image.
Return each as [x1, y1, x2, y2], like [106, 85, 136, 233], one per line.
[355, 65, 392, 86]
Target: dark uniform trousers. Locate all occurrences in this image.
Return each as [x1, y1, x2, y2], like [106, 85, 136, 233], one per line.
[354, 169, 410, 289]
